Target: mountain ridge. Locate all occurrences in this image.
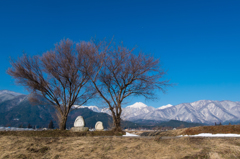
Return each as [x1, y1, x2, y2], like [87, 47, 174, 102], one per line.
[77, 99, 240, 124]
[1, 90, 240, 126]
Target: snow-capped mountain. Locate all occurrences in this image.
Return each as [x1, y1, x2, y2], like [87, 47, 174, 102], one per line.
[76, 100, 240, 124]
[0, 90, 23, 96]
[74, 102, 169, 120]
[121, 102, 156, 121]
[0, 90, 23, 103]
[74, 102, 158, 120]
[2, 90, 240, 125]
[138, 100, 240, 124]
[126, 102, 148, 109]
[73, 105, 101, 112]
[158, 104, 173, 110]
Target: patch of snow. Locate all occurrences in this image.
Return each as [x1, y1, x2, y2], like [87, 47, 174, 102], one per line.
[178, 133, 240, 137]
[143, 109, 149, 113]
[123, 132, 139, 137]
[0, 127, 34, 131]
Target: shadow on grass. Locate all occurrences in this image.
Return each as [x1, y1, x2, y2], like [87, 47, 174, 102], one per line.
[0, 130, 126, 137]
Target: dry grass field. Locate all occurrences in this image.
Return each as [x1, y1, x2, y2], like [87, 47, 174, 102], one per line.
[1, 125, 240, 159]
[139, 124, 240, 137]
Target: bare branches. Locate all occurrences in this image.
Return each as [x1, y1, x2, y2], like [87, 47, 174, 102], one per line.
[7, 39, 96, 130]
[8, 38, 170, 131]
[78, 39, 170, 131]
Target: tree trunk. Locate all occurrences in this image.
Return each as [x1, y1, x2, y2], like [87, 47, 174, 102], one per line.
[59, 116, 67, 130]
[109, 106, 122, 132]
[112, 114, 122, 132]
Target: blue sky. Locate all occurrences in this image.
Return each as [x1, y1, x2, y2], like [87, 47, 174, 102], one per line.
[0, 0, 240, 108]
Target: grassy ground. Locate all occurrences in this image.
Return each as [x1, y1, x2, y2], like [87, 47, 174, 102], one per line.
[140, 124, 240, 137]
[1, 135, 240, 158]
[1, 125, 240, 159]
[0, 130, 125, 138]
[184, 125, 240, 135]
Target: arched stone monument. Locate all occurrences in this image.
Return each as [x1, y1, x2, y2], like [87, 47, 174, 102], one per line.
[74, 116, 85, 127]
[95, 121, 104, 131]
[70, 116, 89, 132]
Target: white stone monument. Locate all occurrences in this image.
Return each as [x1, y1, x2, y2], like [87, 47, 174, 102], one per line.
[95, 121, 104, 131]
[70, 116, 89, 132]
[74, 116, 85, 127]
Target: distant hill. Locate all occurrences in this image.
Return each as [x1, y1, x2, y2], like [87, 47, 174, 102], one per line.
[0, 92, 56, 128]
[0, 90, 140, 129]
[130, 119, 204, 129]
[0, 90, 23, 103]
[156, 120, 204, 128]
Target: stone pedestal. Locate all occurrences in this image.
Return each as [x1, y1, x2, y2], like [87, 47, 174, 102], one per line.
[70, 127, 89, 132]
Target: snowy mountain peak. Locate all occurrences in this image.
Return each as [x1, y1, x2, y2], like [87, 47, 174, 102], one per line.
[0, 90, 23, 96]
[72, 105, 100, 112]
[88, 106, 99, 109]
[190, 100, 212, 107]
[87, 106, 101, 112]
[126, 102, 148, 109]
[0, 90, 24, 103]
[158, 104, 173, 110]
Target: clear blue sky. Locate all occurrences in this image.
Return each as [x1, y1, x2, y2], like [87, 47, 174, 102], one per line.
[0, 0, 240, 108]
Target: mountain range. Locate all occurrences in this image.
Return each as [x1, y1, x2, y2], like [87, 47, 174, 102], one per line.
[75, 100, 240, 124]
[1, 90, 239, 128]
[0, 90, 145, 129]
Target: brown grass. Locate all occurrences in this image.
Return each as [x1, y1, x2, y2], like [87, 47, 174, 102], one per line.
[140, 128, 188, 137]
[1, 125, 240, 159]
[183, 125, 240, 135]
[1, 135, 240, 159]
[140, 125, 240, 137]
[0, 130, 125, 138]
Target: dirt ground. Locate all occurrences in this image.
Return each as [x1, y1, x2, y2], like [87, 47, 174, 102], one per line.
[1, 135, 240, 159]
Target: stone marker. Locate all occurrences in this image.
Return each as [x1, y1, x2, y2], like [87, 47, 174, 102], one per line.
[74, 116, 85, 127]
[95, 121, 104, 131]
[70, 116, 89, 132]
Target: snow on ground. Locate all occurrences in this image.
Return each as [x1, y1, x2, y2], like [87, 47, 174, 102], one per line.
[123, 132, 139, 137]
[178, 133, 240, 137]
[124, 132, 240, 137]
[0, 127, 35, 131]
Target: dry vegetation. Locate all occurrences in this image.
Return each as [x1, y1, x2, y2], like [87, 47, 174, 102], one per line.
[0, 130, 125, 138]
[184, 125, 240, 135]
[1, 134, 240, 159]
[1, 125, 240, 159]
[140, 125, 240, 137]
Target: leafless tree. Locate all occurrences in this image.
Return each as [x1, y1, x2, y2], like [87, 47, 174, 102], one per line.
[79, 40, 170, 132]
[7, 39, 95, 130]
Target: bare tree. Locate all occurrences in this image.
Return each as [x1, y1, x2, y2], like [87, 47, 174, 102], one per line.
[79, 40, 170, 132]
[7, 39, 95, 130]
